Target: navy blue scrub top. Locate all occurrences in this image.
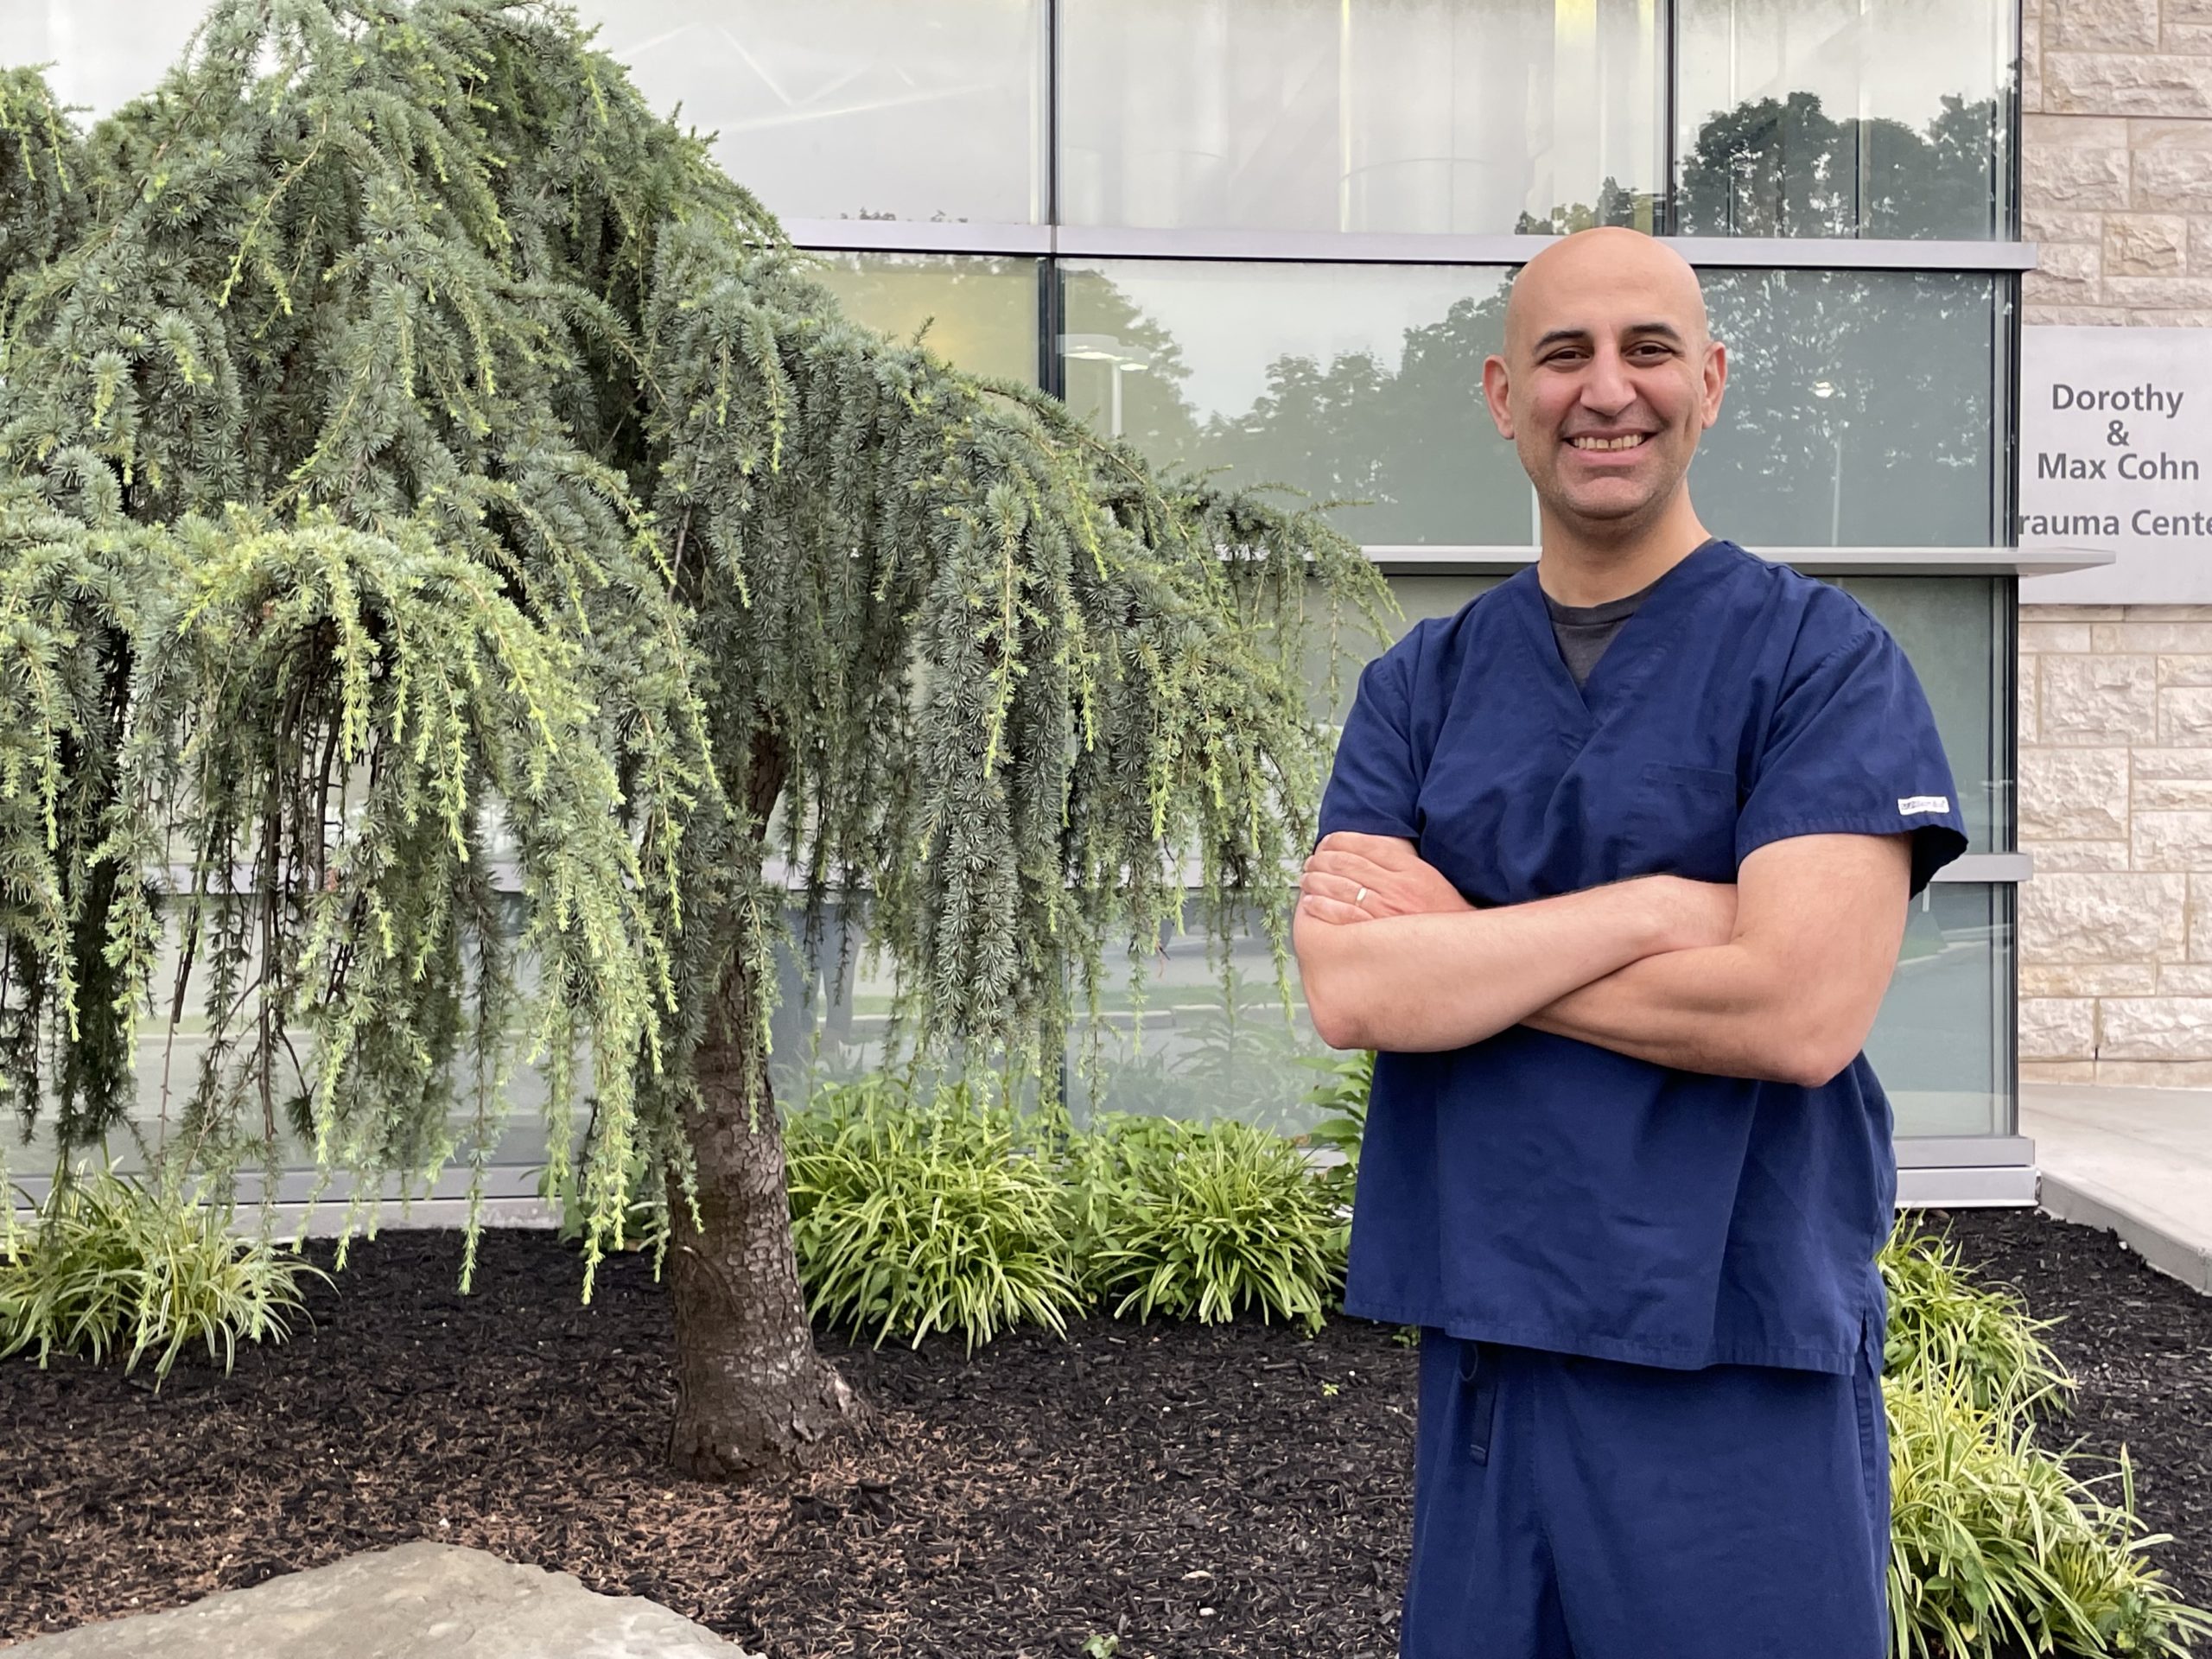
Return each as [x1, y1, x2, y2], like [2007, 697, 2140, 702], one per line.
[1317, 539, 1967, 1375]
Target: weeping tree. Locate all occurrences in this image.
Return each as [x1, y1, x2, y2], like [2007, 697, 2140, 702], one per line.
[0, 0, 1382, 1478]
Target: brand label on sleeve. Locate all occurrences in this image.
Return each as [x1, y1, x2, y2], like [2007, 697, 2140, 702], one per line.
[1897, 795, 1952, 816]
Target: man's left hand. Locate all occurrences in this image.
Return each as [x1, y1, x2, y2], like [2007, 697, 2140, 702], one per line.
[1299, 832, 1472, 924]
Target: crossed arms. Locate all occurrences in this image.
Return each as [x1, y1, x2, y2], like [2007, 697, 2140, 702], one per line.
[1290, 832, 1912, 1088]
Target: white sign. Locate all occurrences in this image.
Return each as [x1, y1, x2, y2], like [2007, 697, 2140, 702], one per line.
[2018, 326, 2212, 603]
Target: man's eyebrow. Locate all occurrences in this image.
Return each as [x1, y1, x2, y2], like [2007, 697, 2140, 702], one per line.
[1530, 321, 1688, 353]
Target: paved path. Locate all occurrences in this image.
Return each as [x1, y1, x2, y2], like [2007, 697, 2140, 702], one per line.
[2024, 1082, 2212, 1293]
[3, 1542, 760, 1658]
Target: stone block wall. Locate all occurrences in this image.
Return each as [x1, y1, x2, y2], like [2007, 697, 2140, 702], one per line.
[2023, 0, 2212, 321]
[2018, 607, 2212, 1081]
[2018, 0, 2212, 1083]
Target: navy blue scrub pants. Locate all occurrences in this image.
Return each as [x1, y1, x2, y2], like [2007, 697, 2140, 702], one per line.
[1401, 1329, 1891, 1659]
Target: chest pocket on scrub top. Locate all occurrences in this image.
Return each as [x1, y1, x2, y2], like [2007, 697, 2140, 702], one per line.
[1627, 761, 1739, 883]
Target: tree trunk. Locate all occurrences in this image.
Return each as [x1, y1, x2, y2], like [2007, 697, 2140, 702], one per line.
[664, 729, 867, 1481]
[664, 944, 868, 1480]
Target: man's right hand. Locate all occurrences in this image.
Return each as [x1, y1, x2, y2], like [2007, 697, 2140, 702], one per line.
[1300, 831, 1476, 923]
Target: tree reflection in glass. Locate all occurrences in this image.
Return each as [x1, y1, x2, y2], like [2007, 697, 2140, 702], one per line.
[1675, 0, 2011, 239]
[1062, 266, 1995, 550]
[1675, 92, 2007, 238]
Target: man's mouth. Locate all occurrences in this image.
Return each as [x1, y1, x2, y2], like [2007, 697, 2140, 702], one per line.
[1567, 434, 1651, 451]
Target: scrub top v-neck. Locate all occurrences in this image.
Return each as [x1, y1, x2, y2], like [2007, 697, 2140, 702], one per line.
[1544, 574, 1662, 690]
[1316, 539, 1966, 1375]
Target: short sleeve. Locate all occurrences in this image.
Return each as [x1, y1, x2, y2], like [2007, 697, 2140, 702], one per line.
[1735, 619, 1967, 895]
[1318, 648, 1421, 843]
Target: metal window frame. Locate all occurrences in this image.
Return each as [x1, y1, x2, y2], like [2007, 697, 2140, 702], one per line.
[785, 0, 2040, 1186]
[785, 218, 2038, 272]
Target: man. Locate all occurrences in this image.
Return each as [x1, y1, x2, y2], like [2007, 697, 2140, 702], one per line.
[1293, 227, 1965, 1659]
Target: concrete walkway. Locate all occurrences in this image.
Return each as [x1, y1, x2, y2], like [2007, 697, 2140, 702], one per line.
[2022, 1082, 2212, 1293]
[3, 1542, 761, 1658]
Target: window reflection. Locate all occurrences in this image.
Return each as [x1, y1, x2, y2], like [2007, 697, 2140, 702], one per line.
[1675, 0, 2011, 238]
[1063, 264, 2000, 553]
[807, 253, 1042, 385]
[1696, 270, 1998, 547]
[1061, 261, 1529, 545]
[1867, 882, 2007, 1136]
[580, 0, 1046, 224]
[1059, 0, 1662, 236]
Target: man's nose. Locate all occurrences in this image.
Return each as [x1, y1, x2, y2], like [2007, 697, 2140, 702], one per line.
[1580, 348, 1636, 415]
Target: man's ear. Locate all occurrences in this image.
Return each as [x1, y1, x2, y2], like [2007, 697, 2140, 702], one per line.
[1481, 354, 1515, 439]
[1700, 340, 1728, 431]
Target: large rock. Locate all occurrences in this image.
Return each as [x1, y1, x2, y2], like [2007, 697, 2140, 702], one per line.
[3, 1543, 762, 1659]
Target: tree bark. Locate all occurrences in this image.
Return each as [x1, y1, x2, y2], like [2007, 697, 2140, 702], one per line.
[664, 732, 868, 1481]
[664, 944, 868, 1480]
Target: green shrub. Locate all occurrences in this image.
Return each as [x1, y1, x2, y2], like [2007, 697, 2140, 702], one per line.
[784, 1077, 1086, 1351]
[1072, 1113, 1347, 1334]
[0, 1172, 325, 1383]
[1886, 1373, 2211, 1659]
[1882, 1224, 2073, 1420]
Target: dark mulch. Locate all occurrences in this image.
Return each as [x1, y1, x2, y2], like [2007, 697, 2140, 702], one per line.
[0, 1209, 2205, 1656]
[1924, 1208, 2212, 1611]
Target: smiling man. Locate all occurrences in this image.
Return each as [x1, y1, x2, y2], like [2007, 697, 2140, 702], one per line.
[1293, 228, 1966, 1657]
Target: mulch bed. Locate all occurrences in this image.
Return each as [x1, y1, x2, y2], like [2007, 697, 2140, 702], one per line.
[1925, 1208, 2212, 1610]
[0, 1208, 2205, 1656]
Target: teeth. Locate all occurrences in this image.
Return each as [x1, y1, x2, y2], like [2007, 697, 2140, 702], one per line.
[1572, 435, 1647, 451]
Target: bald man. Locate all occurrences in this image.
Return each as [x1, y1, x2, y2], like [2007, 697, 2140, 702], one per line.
[1293, 229, 1965, 1657]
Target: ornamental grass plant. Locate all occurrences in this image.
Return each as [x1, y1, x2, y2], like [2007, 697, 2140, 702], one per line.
[1068, 1113, 1349, 1335]
[783, 1077, 1086, 1351]
[0, 1172, 324, 1382]
[1881, 1223, 2074, 1420]
[1885, 1375, 2211, 1659]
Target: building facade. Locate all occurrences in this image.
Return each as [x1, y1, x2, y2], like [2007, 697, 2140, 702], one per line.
[2018, 0, 2212, 1084]
[7, 1, 2059, 1198]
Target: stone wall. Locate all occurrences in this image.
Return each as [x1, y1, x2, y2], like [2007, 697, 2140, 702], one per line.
[2017, 0, 2212, 1083]
[2018, 607, 2212, 1081]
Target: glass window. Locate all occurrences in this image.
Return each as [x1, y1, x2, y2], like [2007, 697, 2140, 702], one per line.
[1695, 270, 1999, 548]
[1064, 910, 1328, 1135]
[1675, 0, 2012, 238]
[577, 0, 1045, 225]
[1059, 0, 1662, 235]
[1834, 578, 2005, 853]
[1866, 882, 2010, 1136]
[0, 1, 194, 118]
[807, 253, 1042, 385]
[1060, 260, 1529, 546]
